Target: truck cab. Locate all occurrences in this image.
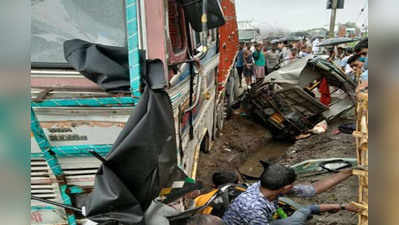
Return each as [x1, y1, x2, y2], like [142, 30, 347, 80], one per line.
[31, 0, 239, 224]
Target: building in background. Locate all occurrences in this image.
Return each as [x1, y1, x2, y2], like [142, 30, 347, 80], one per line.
[306, 27, 328, 38]
[238, 20, 261, 42]
[337, 22, 361, 38]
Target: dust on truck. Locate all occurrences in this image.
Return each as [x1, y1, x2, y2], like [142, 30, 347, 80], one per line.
[30, 0, 240, 224]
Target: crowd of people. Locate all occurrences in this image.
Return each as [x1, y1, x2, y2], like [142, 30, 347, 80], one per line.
[325, 37, 369, 92]
[235, 38, 315, 88]
[235, 37, 369, 90]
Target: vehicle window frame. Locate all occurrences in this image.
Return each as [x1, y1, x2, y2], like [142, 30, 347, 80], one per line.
[31, 0, 128, 69]
[167, 0, 187, 54]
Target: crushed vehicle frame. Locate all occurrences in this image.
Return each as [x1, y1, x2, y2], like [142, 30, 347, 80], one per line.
[244, 56, 357, 140]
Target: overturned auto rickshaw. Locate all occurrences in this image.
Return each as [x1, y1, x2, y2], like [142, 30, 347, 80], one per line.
[244, 56, 357, 140]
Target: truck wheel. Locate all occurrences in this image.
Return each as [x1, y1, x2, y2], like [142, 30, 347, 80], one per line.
[200, 133, 210, 153]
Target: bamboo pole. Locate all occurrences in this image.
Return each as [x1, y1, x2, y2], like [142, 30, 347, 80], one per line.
[353, 90, 368, 225]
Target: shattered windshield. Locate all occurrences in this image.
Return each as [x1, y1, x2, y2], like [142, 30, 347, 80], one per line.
[31, 0, 126, 65]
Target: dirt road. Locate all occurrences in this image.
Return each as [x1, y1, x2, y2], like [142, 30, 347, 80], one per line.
[197, 112, 358, 225]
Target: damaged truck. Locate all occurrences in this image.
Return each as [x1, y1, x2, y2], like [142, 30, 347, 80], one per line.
[244, 56, 357, 140]
[30, 0, 240, 224]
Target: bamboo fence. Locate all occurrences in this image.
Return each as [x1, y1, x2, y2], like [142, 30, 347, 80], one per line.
[352, 90, 368, 225]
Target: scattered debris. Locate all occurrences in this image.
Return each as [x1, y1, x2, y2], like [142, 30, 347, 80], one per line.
[338, 123, 356, 134]
[278, 119, 358, 225]
[296, 133, 312, 140]
[224, 148, 232, 152]
[310, 120, 328, 134]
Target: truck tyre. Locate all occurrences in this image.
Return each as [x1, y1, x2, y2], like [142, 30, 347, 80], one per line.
[200, 133, 210, 153]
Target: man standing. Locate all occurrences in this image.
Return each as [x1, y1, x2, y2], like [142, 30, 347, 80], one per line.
[235, 43, 244, 87]
[243, 44, 254, 88]
[296, 39, 304, 52]
[312, 38, 320, 55]
[327, 47, 336, 62]
[250, 42, 256, 53]
[337, 47, 345, 60]
[290, 47, 298, 60]
[253, 43, 266, 82]
[280, 41, 290, 60]
[223, 162, 359, 225]
[265, 44, 280, 74]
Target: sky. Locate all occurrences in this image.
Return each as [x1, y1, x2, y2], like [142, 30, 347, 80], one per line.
[235, 0, 368, 32]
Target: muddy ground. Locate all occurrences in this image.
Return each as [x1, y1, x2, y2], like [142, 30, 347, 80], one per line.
[197, 111, 358, 225]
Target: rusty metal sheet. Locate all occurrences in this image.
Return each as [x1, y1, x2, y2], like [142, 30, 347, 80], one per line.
[217, 0, 239, 89]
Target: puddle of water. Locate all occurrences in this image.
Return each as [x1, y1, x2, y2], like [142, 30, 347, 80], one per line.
[239, 137, 292, 177]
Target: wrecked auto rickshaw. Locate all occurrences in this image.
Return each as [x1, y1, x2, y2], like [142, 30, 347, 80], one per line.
[244, 56, 357, 140]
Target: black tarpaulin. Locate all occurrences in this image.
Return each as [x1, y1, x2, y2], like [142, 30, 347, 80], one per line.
[85, 165, 145, 225]
[85, 74, 185, 224]
[64, 39, 130, 93]
[317, 37, 358, 47]
[180, 0, 225, 32]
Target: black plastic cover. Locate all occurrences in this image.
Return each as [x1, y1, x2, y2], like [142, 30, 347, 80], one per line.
[180, 0, 225, 32]
[85, 76, 184, 224]
[64, 39, 130, 93]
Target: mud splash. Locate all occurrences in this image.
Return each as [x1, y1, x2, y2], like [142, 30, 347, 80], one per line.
[238, 137, 292, 177]
[196, 114, 292, 191]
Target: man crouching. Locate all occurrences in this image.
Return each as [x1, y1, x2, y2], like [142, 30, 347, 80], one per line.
[223, 162, 358, 225]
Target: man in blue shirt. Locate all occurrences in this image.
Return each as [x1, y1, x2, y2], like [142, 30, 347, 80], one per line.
[350, 37, 368, 82]
[223, 162, 357, 225]
[235, 43, 244, 88]
[348, 54, 368, 82]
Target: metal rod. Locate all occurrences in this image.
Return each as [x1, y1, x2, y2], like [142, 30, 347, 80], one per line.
[189, 63, 194, 140]
[89, 150, 108, 164]
[201, 0, 209, 47]
[31, 196, 82, 213]
[184, 72, 202, 113]
[125, 0, 142, 97]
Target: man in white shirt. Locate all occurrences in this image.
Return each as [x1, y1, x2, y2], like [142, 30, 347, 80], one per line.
[265, 44, 280, 74]
[250, 44, 256, 53]
[312, 38, 320, 55]
[340, 48, 354, 75]
[280, 41, 290, 60]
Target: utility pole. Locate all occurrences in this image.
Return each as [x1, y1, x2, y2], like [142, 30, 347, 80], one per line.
[329, 0, 337, 38]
